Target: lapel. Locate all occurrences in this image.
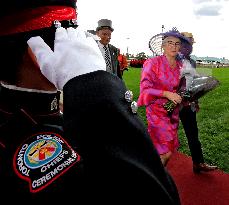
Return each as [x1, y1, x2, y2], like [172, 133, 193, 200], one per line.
[108, 45, 117, 66]
[108, 45, 113, 62]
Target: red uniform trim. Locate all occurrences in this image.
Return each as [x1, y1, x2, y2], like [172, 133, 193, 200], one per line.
[0, 6, 77, 36]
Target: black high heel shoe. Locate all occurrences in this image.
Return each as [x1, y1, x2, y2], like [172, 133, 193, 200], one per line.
[193, 163, 218, 173]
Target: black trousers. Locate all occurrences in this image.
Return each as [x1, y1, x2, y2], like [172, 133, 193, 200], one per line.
[179, 106, 204, 164]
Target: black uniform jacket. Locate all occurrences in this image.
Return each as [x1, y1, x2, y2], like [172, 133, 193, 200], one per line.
[0, 71, 180, 204]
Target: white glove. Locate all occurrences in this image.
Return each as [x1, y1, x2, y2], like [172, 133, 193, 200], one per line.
[85, 31, 101, 41]
[27, 27, 106, 90]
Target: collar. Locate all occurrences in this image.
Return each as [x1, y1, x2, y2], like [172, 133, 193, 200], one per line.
[97, 41, 108, 49]
[0, 83, 60, 116]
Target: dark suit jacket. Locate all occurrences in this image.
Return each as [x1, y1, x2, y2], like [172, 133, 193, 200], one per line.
[108, 44, 122, 79]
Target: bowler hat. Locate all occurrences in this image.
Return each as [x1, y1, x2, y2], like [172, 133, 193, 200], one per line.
[96, 19, 114, 32]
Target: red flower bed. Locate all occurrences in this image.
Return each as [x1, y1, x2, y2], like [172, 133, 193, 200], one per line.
[129, 59, 147, 68]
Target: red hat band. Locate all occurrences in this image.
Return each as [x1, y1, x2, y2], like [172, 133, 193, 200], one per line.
[0, 6, 77, 36]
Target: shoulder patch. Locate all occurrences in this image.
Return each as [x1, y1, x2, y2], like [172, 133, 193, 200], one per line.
[13, 131, 81, 193]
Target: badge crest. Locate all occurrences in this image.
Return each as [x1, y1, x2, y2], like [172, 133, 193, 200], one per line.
[13, 131, 80, 193]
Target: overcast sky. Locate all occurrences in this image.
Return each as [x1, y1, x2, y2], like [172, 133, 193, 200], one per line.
[77, 0, 229, 59]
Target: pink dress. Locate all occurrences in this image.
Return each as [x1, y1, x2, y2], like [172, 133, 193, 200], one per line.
[137, 55, 182, 155]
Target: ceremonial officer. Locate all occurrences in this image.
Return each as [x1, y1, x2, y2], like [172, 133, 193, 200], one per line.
[0, 0, 181, 204]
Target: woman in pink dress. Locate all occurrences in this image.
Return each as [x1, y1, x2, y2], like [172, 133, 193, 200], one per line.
[138, 29, 189, 166]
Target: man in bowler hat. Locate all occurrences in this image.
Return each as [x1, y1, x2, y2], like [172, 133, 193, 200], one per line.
[179, 32, 218, 173]
[96, 19, 122, 78]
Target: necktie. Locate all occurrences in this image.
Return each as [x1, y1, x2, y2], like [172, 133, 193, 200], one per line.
[103, 46, 112, 72]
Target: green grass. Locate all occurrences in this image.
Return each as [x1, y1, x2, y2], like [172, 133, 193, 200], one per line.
[123, 67, 229, 173]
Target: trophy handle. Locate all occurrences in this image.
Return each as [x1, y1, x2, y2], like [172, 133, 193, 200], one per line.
[148, 34, 164, 56]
